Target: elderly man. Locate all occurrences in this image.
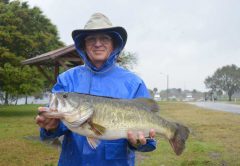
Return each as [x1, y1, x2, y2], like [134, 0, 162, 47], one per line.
[36, 13, 156, 166]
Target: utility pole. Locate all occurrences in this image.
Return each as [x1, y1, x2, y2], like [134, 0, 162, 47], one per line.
[167, 74, 169, 101]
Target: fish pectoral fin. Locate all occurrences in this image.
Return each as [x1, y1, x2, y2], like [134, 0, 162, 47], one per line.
[133, 98, 160, 112]
[86, 137, 100, 149]
[88, 121, 106, 136]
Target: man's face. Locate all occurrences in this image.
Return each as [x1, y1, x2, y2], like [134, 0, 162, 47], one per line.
[84, 33, 114, 68]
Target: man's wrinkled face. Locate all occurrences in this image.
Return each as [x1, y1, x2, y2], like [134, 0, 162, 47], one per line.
[84, 33, 114, 68]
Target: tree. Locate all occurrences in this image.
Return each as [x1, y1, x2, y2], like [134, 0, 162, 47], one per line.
[204, 64, 240, 101]
[192, 89, 197, 94]
[117, 51, 138, 70]
[153, 88, 158, 95]
[0, 1, 63, 59]
[177, 88, 182, 93]
[0, 0, 9, 4]
[0, 1, 63, 104]
[0, 63, 44, 104]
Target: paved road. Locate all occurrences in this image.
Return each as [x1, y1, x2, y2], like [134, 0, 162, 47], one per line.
[189, 102, 240, 114]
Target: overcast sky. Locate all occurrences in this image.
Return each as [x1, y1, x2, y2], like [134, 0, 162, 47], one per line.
[26, 0, 240, 92]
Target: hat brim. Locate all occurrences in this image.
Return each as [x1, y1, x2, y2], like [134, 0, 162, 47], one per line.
[72, 26, 127, 47]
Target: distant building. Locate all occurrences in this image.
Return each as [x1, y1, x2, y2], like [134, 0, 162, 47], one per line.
[169, 95, 177, 101]
[183, 93, 194, 101]
[154, 93, 161, 101]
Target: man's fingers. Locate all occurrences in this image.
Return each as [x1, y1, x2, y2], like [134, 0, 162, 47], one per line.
[45, 119, 59, 131]
[36, 115, 45, 123]
[128, 131, 148, 146]
[138, 131, 146, 145]
[36, 116, 45, 128]
[127, 131, 137, 145]
[35, 107, 59, 131]
[127, 129, 156, 147]
[36, 117, 59, 130]
[149, 129, 156, 139]
[38, 106, 49, 112]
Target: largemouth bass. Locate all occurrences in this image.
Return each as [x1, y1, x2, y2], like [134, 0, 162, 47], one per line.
[40, 92, 190, 155]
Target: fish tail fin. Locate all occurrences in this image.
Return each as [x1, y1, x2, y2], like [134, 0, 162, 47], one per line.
[169, 123, 190, 155]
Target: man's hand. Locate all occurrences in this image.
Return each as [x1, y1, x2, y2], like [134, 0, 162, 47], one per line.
[35, 107, 59, 131]
[127, 129, 155, 147]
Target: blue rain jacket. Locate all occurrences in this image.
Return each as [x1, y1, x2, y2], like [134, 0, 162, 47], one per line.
[40, 31, 156, 166]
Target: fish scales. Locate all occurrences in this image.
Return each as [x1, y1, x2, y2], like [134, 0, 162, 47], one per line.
[91, 98, 175, 138]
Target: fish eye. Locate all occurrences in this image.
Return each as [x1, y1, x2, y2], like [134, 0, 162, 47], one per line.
[63, 94, 68, 98]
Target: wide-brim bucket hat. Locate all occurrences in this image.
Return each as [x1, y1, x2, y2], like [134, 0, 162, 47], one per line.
[72, 13, 127, 49]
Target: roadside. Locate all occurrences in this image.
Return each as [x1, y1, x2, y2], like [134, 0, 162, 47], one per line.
[189, 101, 240, 114]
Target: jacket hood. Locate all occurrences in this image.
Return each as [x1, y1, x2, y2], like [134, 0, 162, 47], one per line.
[73, 31, 126, 72]
[72, 13, 127, 72]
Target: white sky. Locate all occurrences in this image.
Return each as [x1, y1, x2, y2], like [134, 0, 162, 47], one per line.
[25, 0, 240, 92]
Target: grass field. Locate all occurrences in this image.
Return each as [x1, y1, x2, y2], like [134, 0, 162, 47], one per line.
[0, 103, 239, 166]
[0, 105, 59, 166]
[137, 102, 240, 166]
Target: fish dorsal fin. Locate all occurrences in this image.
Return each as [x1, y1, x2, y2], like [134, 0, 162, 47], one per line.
[88, 121, 106, 136]
[133, 98, 160, 112]
[86, 137, 100, 149]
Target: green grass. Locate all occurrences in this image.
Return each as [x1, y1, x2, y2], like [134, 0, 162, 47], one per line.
[137, 102, 240, 166]
[0, 103, 240, 166]
[217, 97, 240, 105]
[0, 105, 59, 166]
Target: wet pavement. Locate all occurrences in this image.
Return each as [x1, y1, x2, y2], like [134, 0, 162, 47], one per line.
[189, 102, 240, 114]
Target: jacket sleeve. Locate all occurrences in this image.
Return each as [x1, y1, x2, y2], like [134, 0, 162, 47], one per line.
[40, 76, 69, 140]
[130, 81, 157, 152]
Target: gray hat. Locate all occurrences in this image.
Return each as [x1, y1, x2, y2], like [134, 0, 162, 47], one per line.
[72, 13, 127, 48]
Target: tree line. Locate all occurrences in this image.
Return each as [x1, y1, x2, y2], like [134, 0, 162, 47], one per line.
[0, 0, 64, 104]
[204, 64, 240, 101]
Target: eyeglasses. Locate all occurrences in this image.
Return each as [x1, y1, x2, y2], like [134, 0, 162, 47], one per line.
[85, 34, 112, 45]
